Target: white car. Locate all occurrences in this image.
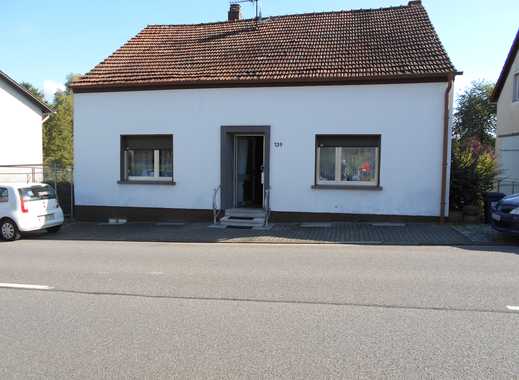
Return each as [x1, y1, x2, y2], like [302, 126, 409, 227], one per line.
[0, 183, 64, 241]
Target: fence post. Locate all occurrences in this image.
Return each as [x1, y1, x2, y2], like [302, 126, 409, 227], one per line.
[31, 167, 36, 182]
[70, 168, 74, 220]
[53, 163, 59, 204]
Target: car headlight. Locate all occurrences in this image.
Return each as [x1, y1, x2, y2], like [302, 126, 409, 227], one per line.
[511, 207, 519, 215]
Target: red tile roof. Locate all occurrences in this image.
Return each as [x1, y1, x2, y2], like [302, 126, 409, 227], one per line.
[71, 1, 458, 92]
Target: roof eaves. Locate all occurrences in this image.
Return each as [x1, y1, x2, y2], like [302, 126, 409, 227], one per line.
[70, 72, 456, 93]
[0, 70, 54, 114]
[491, 28, 519, 103]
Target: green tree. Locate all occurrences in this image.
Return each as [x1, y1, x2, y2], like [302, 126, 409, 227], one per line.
[43, 73, 80, 168]
[43, 92, 73, 167]
[453, 80, 496, 147]
[450, 139, 498, 210]
[449, 80, 499, 211]
[20, 82, 49, 106]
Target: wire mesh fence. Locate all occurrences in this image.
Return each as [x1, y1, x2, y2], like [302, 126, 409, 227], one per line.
[0, 164, 74, 217]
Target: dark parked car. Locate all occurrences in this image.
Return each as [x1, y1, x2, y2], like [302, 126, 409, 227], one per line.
[491, 193, 519, 235]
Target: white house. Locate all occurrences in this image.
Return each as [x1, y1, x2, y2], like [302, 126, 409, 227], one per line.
[71, 1, 459, 224]
[492, 29, 519, 194]
[0, 70, 53, 182]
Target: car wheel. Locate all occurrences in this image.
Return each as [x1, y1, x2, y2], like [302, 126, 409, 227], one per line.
[0, 219, 21, 241]
[46, 225, 62, 234]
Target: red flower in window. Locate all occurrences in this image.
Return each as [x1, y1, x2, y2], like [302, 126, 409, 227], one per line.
[360, 161, 371, 173]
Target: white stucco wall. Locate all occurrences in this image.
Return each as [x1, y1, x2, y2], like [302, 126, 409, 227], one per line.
[0, 78, 44, 182]
[74, 83, 451, 217]
[496, 49, 519, 137]
[498, 135, 519, 183]
[496, 47, 519, 183]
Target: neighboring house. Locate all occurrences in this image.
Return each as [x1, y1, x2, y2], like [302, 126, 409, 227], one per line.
[0, 70, 53, 182]
[492, 29, 519, 194]
[70, 0, 460, 223]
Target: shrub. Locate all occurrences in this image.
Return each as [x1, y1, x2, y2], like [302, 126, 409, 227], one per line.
[450, 139, 498, 211]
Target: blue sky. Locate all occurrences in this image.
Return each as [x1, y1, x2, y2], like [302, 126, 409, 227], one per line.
[1, 0, 518, 100]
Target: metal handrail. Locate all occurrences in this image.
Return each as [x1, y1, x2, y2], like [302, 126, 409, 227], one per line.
[212, 185, 222, 224]
[263, 187, 271, 226]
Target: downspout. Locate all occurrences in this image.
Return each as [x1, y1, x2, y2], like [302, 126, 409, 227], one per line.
[440, 73, 454, 223]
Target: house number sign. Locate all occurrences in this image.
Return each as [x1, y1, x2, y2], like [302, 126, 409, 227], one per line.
[274, 142, 283, 148]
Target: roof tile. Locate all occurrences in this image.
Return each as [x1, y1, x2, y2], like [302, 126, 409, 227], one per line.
[71, 2, 457, 91]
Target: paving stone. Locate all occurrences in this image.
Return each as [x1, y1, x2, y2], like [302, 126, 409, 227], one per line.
[452, 224, 519, 245]
[28, 221, 502, 246]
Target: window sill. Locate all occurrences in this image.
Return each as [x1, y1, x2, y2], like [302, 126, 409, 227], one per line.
[118, 180, 176, 186]
[312, 184, 383, 191]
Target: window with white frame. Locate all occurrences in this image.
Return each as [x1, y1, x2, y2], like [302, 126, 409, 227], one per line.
[316, 135, 380, 187]
[514, 72, 519, 102]
[121, 135, 173, 182]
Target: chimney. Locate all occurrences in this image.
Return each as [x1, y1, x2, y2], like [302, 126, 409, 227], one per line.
[408, 0, 422, 5]
[228, 3, 241, 22]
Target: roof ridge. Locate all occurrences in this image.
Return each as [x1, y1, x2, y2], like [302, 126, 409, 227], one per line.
[146, 3, 415, 28]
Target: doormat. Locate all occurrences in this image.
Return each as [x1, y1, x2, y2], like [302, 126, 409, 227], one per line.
[371, 223, 406, 227]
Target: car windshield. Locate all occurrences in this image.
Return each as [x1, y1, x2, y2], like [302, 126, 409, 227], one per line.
[19, 185, 56, 202]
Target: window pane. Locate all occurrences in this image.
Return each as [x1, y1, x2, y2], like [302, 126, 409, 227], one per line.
[18, 185, 56, 202]
[128, 150, 154, 177]
[159, 149, 173, 177]
[340, 147, 377, 183]
[0, 188, 8, 203]
[319, 147, 336, 181]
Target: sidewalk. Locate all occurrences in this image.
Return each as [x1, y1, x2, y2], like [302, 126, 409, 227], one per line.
[33, 221, 519, 245]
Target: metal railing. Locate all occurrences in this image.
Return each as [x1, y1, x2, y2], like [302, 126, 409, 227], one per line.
[496, 180, 519, 195]
[263, 187, 271, 226]
[212, 185, 222, 224]
[0, 164, 74, 217]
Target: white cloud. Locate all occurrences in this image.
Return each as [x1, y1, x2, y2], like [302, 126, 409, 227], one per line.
[43, 80, 65, 102]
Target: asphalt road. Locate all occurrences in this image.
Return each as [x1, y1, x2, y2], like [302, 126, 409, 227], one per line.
[0, 240, 518, 379]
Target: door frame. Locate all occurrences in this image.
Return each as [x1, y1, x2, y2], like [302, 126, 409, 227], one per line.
[221, 126, 270, 210]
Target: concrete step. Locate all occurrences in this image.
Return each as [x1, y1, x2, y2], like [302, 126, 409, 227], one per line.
[220, 216, 265, 227]
[225, 208, 266, 218]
